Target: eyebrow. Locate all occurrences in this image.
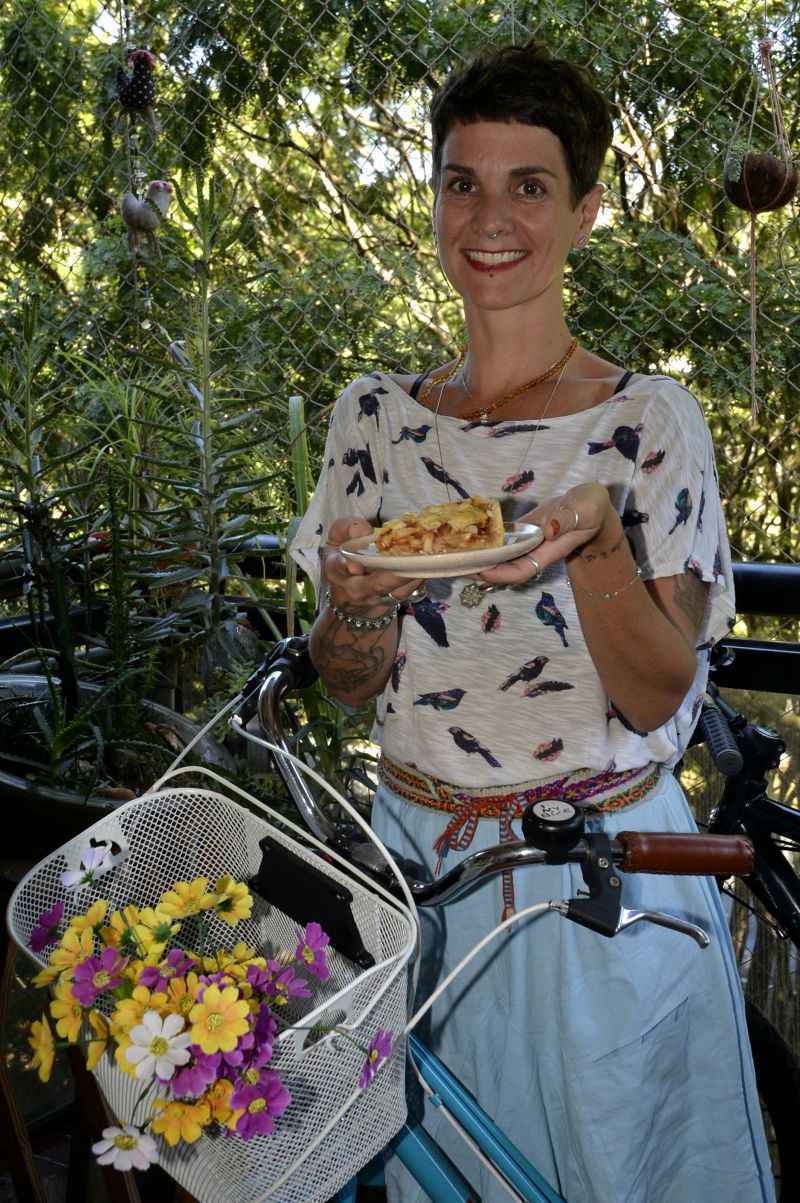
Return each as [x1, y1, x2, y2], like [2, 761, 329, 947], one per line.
[442, 162, 559, 180]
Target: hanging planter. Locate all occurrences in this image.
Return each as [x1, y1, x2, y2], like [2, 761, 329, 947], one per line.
[723, 36, 798, 419]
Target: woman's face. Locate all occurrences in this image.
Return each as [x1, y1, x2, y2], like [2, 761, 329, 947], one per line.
[432, 120, 602, 315]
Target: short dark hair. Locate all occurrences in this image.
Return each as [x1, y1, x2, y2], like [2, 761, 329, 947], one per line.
[430, 41, 614, 208]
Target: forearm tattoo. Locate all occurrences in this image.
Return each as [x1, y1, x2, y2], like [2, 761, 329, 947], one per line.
[311, 610, 395, 695]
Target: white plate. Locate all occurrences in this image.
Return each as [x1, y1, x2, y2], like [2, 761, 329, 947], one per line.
[340, 522, 544, 578]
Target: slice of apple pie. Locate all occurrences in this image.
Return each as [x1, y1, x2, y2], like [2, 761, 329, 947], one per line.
[374, 496, 505, 555]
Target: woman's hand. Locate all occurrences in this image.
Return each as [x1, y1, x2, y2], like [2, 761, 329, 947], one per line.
[477, 483, 621, 586]
[323, 517, 425, 609]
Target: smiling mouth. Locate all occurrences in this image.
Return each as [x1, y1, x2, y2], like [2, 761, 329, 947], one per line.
[462, 249, 529, 267]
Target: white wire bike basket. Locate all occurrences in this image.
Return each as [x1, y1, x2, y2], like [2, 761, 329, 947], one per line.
[8, 767, 417, 1203]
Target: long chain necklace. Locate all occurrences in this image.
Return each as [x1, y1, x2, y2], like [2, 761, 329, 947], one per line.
[421, 338, 579, 423]
[430, 356, 572, 606]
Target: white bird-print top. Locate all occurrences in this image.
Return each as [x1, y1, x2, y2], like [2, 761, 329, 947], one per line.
[290, 371, 736, 786]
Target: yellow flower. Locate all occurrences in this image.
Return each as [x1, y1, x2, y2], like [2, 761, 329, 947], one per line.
[115, 1033, 136, 1077]
[67, 899, 108, 936]
[136, 906, 181, 948]
[165, 973, 202, 1020]
[28, 1014, 55, 1082]
[49, 977, 84, 1043]
[111, 986, 169, 1039]
[151, 1099, 211, 1146]
[86, 1009, 109, 1071]
[33, 926, 93, 987]
[203, 1077, 234, 1124]
[201, 942, 262, 980]
[31, 962, 62, 988]
[158, 878, 216, 919]
[212, 876, 253, 926]
[100, 905, 143, 951]
[189, 984, 250, 1054]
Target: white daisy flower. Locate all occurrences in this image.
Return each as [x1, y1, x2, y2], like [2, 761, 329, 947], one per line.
[92, 1124, 158, 1172]
[124, 1009, 192, 1081]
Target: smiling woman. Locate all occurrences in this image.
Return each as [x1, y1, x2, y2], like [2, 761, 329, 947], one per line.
[290, 39, 773, 1203]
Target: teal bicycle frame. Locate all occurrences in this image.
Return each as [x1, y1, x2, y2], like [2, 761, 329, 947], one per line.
[334, 1034, 565, 1203]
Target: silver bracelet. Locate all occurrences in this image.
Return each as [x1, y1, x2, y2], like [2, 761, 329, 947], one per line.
[325, 587, 399, 631]
[572, 565, 644, 600]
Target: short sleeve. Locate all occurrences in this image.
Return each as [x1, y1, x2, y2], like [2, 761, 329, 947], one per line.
[624, 380, 736, 646]
[289, 377, 385, 597]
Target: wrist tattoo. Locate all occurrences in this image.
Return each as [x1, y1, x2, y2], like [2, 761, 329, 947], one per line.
[578, 529, 626, 564]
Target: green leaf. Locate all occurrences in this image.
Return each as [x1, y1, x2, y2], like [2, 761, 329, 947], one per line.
[289, 395, 312, 518]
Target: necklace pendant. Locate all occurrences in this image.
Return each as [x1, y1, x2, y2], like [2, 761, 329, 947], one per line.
[460, 581, 492, 607]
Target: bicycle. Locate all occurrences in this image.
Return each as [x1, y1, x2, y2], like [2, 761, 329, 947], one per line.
[233, 634, 799, 1203]
[690, 675, 800, 1201]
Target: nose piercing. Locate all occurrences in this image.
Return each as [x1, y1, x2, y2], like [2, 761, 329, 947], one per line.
[487, 231, 498, 240]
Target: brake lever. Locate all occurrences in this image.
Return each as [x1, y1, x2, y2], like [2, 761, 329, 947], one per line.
[561, 832, 711, 948]
[616, 907, 709, 948]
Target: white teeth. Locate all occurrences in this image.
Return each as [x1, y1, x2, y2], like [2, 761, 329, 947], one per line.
[465, 250, 527, 264]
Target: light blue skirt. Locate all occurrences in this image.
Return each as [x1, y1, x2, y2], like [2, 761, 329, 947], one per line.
[371, 768, 775, 1203]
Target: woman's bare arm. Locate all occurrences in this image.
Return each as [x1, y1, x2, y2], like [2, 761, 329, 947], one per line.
[308, 517, 423, 707]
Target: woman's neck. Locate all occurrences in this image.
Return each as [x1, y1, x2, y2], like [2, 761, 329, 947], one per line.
[461, 305, 574, 399]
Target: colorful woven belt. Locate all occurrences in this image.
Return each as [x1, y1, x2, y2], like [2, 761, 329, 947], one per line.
[378, 754, 661, 920]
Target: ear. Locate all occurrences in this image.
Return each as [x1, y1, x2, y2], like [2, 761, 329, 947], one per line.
[575, 183, 604, 240]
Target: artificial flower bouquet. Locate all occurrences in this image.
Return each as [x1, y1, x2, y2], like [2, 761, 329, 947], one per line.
[11, 782, 415, 1203]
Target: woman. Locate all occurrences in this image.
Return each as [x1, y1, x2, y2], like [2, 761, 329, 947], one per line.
[291, 41, 773, 1203]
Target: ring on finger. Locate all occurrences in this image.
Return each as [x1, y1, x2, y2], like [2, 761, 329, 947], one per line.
[525, 555, 543, 580]
[407, 584, 428, 603]
[557, 504, 580, 533]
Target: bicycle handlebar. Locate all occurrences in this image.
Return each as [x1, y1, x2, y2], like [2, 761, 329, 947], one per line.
[233, 636, 756, 938]
[616, 831, 753, 876]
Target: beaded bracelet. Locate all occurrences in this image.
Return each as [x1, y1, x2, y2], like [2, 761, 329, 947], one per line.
[572, 565, 643, 601]
[325, 587, 399, 631]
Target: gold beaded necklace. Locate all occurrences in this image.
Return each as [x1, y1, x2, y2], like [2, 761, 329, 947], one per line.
[418, 338, 579, 423]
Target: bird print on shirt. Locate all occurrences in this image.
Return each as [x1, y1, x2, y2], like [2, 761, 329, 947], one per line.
[502, 469, 536, 494]
[342, 446, 376, 484]
[641, 448, 666, 474]
[499, 656, 549, 692]
[414, 689, 466, 711]
[406, 598, 450, 647]
[392, 424, 432, 444]
[490, 423, 550, 439]
[587, 424, 643, 463]
[535, 593, 569, 647]
[534, 738, 564, 761]
[622, 508, 649, 529]
[448, 727, 501, 767]
[524, 681, 575, 700]
[668, 488, 693, 535]
[482, 604, 502, 632]
[420, 457, 470, 499]
[390, 653, 406, 692]
[357, 388, 386, 427]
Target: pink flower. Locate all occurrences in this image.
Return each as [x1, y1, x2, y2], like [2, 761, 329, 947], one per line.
[231, 1071, 291, 1139]
[72, 948, 128, 1007]
[139, 949, 196, 993]
[294, 921, 331, 981]
[29, 901, 64, 953]
[359, 1029, 394, 1089]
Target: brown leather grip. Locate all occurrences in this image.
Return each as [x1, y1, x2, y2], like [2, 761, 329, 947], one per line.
[616, 831, 754, 876]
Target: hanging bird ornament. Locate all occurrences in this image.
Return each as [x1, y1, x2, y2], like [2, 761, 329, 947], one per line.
[116, 48, 161, 133]
[723, 34, 797, 420]
[121, 180, 172, 258]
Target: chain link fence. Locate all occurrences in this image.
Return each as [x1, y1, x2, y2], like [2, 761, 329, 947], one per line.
[1, 3, 798, 607]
